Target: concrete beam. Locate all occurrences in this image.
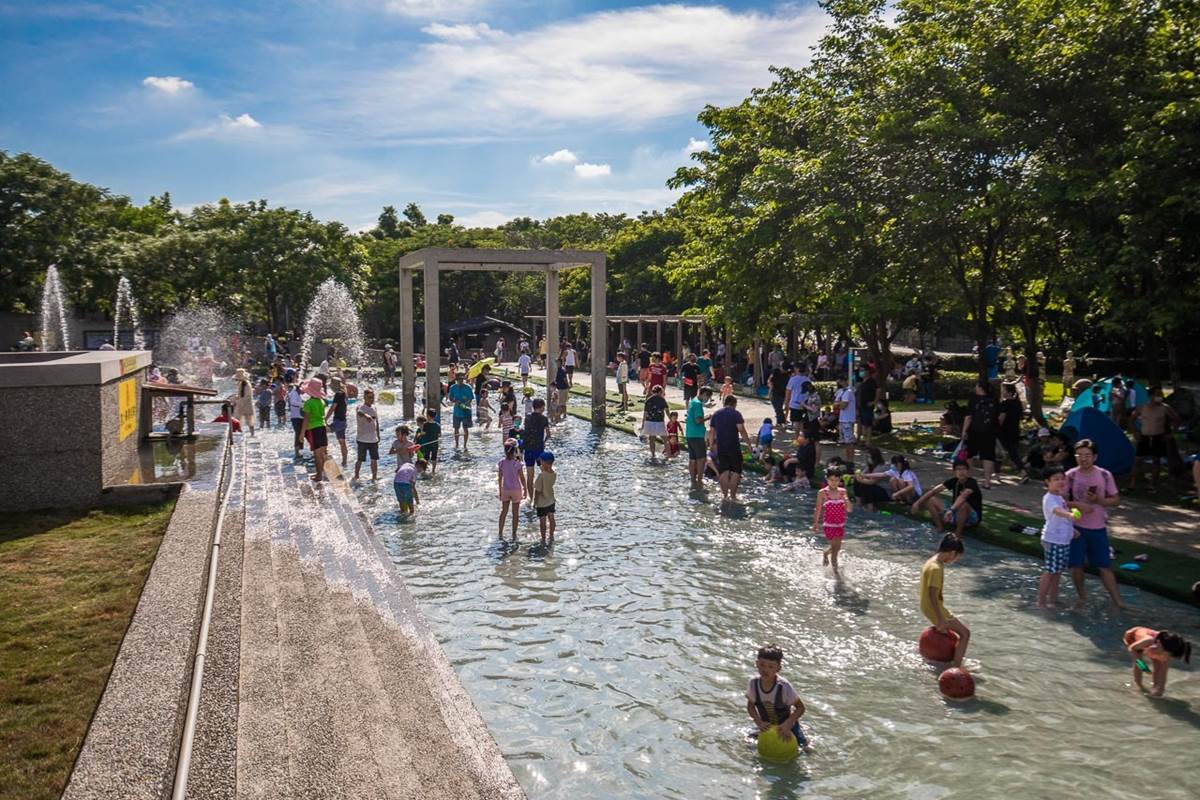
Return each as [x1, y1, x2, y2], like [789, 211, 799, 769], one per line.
[399, 268, 415, 418]
[545, 268, 559, 409]
[423, 260, 440, 415]
[589, 255, 607, 427]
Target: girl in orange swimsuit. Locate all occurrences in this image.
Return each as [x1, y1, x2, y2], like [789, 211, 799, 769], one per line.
[1124, 627, 1192, 696]
[814, 464, 851, 573]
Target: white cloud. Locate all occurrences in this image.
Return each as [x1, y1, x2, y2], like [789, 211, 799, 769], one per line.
[171, 112, 265, 141]
[540, 148, 578, 165]
[455, 210, 515, 228]
[683, 137, 709, 154]
[573, 162, 611, 179]
[224, 112, 261, 129]
[143, 75, 195, 94]
[374, 1, 491, 20]
[421, 22, 499, 41]
[342, 4, 828, 137]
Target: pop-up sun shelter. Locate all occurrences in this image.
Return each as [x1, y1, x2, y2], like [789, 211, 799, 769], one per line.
[1060, 406, 1136, 475]
[1071, 376, 1149, 415]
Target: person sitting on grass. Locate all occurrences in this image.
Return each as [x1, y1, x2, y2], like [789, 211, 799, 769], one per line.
[911, 458, 982, 538]
[745, 644, 809, 750]
[887, 456, 923, 504]
[774, 429, 818, 490]
[851, 446, 891, 510]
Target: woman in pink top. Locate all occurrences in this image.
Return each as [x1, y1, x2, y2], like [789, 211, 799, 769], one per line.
[497, 438, 527, 542]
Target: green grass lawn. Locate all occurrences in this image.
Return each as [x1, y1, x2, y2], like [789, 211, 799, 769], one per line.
[0, 503, 174, 800]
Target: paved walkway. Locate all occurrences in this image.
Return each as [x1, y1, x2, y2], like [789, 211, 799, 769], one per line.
[516, 365, 1198, 559]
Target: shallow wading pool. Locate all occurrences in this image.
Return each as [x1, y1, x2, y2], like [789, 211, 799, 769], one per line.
[273, 401, 1199, 800]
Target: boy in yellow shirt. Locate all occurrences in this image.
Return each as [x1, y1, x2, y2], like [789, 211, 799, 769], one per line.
[920, 534, 970, 667]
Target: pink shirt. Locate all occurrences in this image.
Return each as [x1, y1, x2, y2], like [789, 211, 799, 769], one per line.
[498, 458, 523, 491]
[1065, 466, 1117, 529]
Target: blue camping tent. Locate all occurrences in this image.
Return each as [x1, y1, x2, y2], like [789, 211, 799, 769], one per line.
[1071, 376, 1149, 415]
[1060, 406, 1136, 475]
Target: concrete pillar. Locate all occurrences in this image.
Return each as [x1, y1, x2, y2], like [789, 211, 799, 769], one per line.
[655, 319, 662, 353]
[636, 320, 644, 351]
[590, 255, 607, 427]
[724, 326, 733, 370]
[619, 320, 626, 352]
[545, 268, 560, 407]
[423, 260, 440, 415]
[675, 319, 683, 358]
[399, 266, 415, 418]
[788, 317, 798, 362]
[699, 321, 706, 355]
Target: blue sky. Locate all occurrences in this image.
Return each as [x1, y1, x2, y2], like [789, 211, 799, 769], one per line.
[1, 1, 827, 230]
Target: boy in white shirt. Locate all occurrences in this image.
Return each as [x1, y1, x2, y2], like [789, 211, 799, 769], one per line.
[352, 388, 380, 481]
[745, 644, 808, 749]
[1039, 466, 1081, 608]
[616, 353, 630, 411]
[517, 351, 532, 387]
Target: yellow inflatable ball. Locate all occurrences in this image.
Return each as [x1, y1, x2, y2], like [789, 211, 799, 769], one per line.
[378, 391, 396, 405]
[756, 726, 799, 762]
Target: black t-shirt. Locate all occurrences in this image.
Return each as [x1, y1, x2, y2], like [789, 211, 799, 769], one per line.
[644, 394, 668, 422]
[522, 412, 550, 451]
[966, 394, 997, 433]
[794, 442, 816, 478]
[681, 362, 700, 386]
[859, 377, 878, 410]
[332, 391, 347, 421]
[638, 349, 652, 369]
[769, 367, 787, 398]
[942, 476, 983, 519]
[998, 397, 1022, 438]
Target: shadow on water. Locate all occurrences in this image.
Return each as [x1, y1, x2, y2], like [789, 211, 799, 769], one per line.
[1148, 696, 1200, 731]
[829, 575, 871, 616]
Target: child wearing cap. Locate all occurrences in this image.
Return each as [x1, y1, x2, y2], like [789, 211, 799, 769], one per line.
[532, 451, 557, 545]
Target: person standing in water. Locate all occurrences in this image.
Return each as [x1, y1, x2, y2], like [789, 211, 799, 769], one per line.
[813, 463, 851, 572]
[324, 376, 350, 467]
[532, 451, 557, 545]
[497, 439, 527, 541]
[299, 378, 328, 481]
[920, 534, 970, 667]
[353, 388, 380, 481]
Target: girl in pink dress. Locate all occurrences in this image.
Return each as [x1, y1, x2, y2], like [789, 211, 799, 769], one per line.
[813, 464, 851, 572]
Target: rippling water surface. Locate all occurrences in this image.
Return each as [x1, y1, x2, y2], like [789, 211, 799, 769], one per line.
[322, 404, 1200, 799]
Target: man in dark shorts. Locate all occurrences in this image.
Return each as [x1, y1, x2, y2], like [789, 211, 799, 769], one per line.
[522, 397, 551, 505]
[857, 369, 879, 444]
[961, 381, 999, 488]
[709, 395, 752, 501]
[637, 344, 652, 389]
[768, 361, 789, 426]
[685, 387, 713, 484]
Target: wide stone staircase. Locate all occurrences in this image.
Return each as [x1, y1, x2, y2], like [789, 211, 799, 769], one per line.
[187, 436, 523, 800]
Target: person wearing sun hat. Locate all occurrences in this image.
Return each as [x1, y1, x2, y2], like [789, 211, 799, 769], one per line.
[300, 377, 329, 480]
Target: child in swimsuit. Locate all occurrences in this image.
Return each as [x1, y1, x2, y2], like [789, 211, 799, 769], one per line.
[813, 463, 851, 572]
[1124, 627, 1192, 696]
[665, 411, 681, 458]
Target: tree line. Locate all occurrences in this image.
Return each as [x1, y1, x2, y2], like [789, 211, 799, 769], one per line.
[2, 0, 1195, 402]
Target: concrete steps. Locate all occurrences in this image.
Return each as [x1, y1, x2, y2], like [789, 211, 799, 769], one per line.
[227, 438, 522, 800]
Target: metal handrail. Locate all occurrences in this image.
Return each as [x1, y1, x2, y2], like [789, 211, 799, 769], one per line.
[170, 425, 237, 799]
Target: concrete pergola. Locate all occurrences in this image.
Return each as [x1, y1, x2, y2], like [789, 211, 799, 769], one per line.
[398, 247, 607, 426]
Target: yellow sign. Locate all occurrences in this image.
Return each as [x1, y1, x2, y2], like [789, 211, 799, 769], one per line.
[121, 355, 139, 375]
[119, 379, 138, 441]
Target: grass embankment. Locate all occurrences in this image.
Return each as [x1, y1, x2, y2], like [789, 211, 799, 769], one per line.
[534, 376, 1200, 606]
[0, 503, 174, 800]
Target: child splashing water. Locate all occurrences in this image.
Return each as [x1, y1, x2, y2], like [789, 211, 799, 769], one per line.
[1124, 627, 1192, 697]
[814, 463, 851, 572]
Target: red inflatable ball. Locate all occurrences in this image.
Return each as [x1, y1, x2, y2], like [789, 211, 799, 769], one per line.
[918, 626, 959, 662]
[938, 667, 975, 700]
